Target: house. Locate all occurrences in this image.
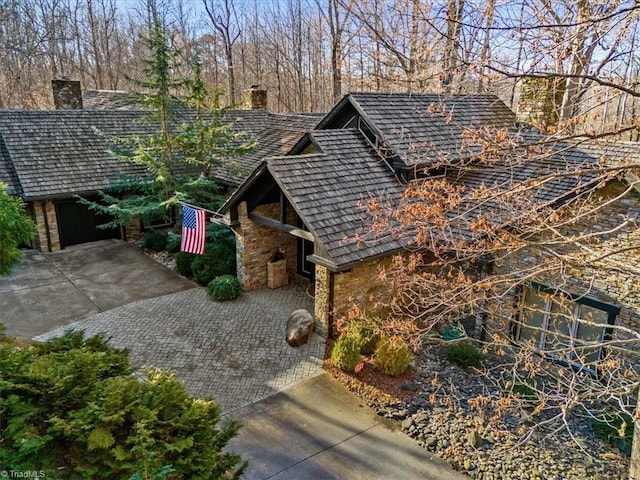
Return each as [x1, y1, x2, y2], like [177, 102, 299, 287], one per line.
[0, 79, 319, 252]
[219, 91, 640, 357]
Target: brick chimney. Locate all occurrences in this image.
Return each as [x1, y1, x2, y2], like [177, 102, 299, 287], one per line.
[248, 85, 267, 110]
[52, 77, 83, 109]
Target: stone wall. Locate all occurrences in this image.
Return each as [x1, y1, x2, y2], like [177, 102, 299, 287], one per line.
[490, 181, 640, 346]
[235, 201, 298, 291]
[32, 200, 61, 252]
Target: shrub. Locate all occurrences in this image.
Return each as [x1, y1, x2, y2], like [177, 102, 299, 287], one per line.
[141, 228, 167, 252]
[346, 319, 380, 355]
[374, 336, 413, 376]
[176, 251, 197, 277]
[0, 331, 245, 478]
[191, 242, 236, 286]
[330, 334, 361, 372]
[166, 231, 181, 253]
[592, 412, 634, 456]
[446, 340, 483, 368]
[208, 275, 242, 301]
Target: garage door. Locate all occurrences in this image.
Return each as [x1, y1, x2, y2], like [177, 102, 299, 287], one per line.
[55, 197, 121, 248]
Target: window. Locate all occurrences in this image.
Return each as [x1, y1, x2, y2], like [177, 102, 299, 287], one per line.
[513, 283, 619, 371]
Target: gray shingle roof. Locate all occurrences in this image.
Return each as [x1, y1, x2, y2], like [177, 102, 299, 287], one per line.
[347, 93, 517, 168]
[442, 136, 640, 242]
[83, 90, 143, 110]
[0, 133, 20, 195]
[0, 110, 151, 200]
[266, 129, 404, 268]
[0, 106, 306, 200]
[212, 113, 321, 186]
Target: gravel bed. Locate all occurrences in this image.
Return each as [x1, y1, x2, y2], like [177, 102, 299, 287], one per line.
[330, 342, 630, 480]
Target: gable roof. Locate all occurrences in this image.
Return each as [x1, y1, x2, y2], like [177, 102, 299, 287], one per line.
[315, 93, 517, 170]
[220, 129, 405, 269]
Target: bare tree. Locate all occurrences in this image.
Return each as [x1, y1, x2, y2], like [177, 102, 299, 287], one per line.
[203, 0, 241, 104]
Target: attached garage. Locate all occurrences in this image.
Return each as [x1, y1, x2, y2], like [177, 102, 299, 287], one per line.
[55, 197, 120, 248]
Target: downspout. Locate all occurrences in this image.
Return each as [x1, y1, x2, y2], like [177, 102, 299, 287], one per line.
[477, 259, 494, 342]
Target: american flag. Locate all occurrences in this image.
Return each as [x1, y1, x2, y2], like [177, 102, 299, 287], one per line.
[180, 205, 206, 255]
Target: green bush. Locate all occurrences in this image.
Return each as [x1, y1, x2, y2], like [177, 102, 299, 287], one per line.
[0, 331, 245, 478]
[330, 334, 361, 372]
[166, 231, 181, 253]
[446, 340, 483, 368]
[592, 412, 634, 456]
[373, 336, 413, 376]
[208, 275, 242, 301]
[191, 242, 236, 286]
[141, 228, 168, 251]
[346, 317, 381, 355]
[176, 251, 198, 277]
[510, 383, 539, 405]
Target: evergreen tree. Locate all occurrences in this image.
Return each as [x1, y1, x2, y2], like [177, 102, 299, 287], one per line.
[81, 10, 254, 227]
[0, 182, 36, 275]
[0, 331, 246, 478]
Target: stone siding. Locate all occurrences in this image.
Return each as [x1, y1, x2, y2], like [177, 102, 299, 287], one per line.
[314, 265, 331, 336]
[33, 200, 61, 252]
[332, 256, 395, 324]
[235, 201, 298, 291]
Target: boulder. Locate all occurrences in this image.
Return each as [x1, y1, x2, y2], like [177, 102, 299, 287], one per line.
[286, 309, 315, 347]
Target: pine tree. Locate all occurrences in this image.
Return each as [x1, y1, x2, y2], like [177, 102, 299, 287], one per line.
[81, 9, 254, 227]
[0, 182, 36, 275]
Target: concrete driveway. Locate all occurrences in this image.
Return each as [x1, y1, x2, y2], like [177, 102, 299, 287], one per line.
[0, 239, 196, 338]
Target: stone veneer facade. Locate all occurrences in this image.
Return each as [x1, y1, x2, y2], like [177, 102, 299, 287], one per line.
[233, 201, 299, 292]
[32, 200, 61, 252]
[314, 256, 396, 337]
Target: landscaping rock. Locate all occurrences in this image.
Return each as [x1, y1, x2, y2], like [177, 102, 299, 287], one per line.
[466, 429, 484, 449]
[285, 309, 315, 347]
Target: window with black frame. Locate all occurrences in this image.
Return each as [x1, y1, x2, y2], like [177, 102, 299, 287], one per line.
[513, 283, 620, 372]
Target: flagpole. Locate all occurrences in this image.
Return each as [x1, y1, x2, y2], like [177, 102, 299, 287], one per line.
[179, 202, 227, 224]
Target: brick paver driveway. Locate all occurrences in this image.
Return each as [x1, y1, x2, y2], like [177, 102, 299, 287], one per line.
[35, 286, 324, 414]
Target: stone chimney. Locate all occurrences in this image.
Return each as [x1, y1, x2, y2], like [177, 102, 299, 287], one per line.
[52, 77, 83, 109]
[248, 85, 267, 110]
[516, 76, 564, 134]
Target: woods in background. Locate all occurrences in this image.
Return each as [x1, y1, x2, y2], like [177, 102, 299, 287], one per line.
[0, 0, 638, 139]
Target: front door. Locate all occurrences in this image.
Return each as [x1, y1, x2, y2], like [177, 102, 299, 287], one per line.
[297, 237, 315, 282]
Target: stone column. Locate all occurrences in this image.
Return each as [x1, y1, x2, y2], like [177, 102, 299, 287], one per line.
[314, 264, 331, 337]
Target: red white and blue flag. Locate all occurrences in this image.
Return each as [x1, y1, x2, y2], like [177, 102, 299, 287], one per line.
[180, 205, 206, 255]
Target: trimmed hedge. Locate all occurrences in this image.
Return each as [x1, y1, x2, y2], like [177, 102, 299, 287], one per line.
[330, 334, 361, 372]
[141, 229, 167, 252]
[166, 231, 181, 253]
[374, 336, 413, 376]
[191, 243, 236, 286]
[207, 275, 242, 301]
[176, 252, 198, 277]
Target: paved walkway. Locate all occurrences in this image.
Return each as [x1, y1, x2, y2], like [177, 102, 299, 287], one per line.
[35, 286, 324, 414]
